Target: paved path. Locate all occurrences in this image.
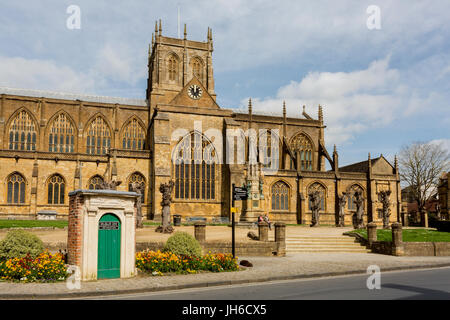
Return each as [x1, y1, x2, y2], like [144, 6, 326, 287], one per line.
[2, 252, 450, 299]
[85, 267, 450, 300]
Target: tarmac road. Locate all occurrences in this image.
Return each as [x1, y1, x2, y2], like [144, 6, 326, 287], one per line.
[84, 267, 450, 300]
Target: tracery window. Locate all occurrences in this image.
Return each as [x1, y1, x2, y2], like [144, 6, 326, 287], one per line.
[347, 185, 364, 211]
[192, 58, 203, 80]
[122, 119, 145, 150]
[290, 133, 313, 171]
[48, 113, 75, 153]
[259, 129, 280, 172]
[47, 174, 65, 204]
[271, 181, 289, 211]
[88, 175, 104, 190]
[173, 132, 217, 200]
[86, 116, 111, 155]
[8, 110, 37, 151]
[128, 172, 146, 202]
[7, 173, 26, 204]
[168, 55, 178, 81]
[308, 182, 326, 211]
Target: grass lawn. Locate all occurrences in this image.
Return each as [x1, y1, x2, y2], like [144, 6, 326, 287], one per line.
[351, 228, 450, 242]
[0, 220, 68, 229]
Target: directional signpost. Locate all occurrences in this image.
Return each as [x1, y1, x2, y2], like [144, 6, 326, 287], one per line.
[231, 184, 248, 259]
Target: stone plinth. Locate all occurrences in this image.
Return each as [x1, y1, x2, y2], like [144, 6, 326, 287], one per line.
[258, 221, 269, 241]
[367, 222, 377, 246]
[67, 189, 138, 281]
[391, 222, 404, 256]
[194, 222, 206, 242]
[274, 222, 286, 256]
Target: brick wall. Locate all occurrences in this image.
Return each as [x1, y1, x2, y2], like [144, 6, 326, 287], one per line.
[67, 192, 83, 266]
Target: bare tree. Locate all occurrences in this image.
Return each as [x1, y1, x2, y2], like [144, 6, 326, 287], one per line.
[398, 141, 450, 214]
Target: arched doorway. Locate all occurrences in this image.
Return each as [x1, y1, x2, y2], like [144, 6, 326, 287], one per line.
[97, 213, 121, 279]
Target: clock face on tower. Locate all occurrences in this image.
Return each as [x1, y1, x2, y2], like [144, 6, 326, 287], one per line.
[187, 84, 203, 100]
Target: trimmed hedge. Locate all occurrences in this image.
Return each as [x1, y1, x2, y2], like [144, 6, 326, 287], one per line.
[163, 231, 202, 257]
[0, 230, 44, 261]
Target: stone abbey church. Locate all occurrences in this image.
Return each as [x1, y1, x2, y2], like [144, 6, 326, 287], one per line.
[0, 24, 401, 226]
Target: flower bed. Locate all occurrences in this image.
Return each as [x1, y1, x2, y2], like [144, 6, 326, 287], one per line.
[0, 250, 68, 282]
[136, 250, 239, 275]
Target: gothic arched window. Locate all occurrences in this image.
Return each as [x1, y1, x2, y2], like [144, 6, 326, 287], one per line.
[347, 185, 364, 211]
[168, 55, 178, 81]
[48, 113, 75, 153]
[86, 116, 111, 155]
[271, 181, 290, 211]
[88, 175, 104, 190]
[128, 172, 146, 202]
[47, 174, 65, 204]
[192, 58, 203, 80]
[290, 133, 313, 171]
[173, 132, 217, 200]
[308, 182, 326, 211]
[7, 173, 26, 204]
[8, 110, 37, 151]
[259, 129, 280, 172]
[122, 119, 145, 150]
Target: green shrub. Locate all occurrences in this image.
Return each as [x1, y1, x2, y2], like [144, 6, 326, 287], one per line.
[163, 231, 202, 257]
[0, 230, 44, 261]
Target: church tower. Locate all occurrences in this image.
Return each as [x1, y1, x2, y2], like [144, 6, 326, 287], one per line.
[146, 21, 216, 111]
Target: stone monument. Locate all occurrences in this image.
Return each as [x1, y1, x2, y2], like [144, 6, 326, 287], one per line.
[130, 182, 144, 228]
[309, 190, 321, 227]
[353, 190, 365, 229]
[337, 192, 347, 227]
[379, 190, 392, 229]
[155, 180, 175, 234]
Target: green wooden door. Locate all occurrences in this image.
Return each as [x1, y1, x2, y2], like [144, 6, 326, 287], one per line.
[97, 214, 121, 279]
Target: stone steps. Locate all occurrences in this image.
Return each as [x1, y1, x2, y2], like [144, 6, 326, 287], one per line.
[285, 234, 370, 253]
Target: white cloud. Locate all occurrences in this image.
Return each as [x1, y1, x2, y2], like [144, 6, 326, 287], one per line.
[244, 55, 448, 146]
[429, 139, 450, 153]
[94, 44, 146, 85]
[0, 55, 95, 93]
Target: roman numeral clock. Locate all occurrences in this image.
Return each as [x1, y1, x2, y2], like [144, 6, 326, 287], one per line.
[188, 84, 203, 100]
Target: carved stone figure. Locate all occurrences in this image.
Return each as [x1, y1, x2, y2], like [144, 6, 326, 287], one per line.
[130, 182, 144, 228]
[337, 192, 347, 227]
[379, 190, 392, 229]
[99, 179, 122, 190]
[309, 190, 322, 227]
[353, 191, 365, 229]
[155, 180, 175, 234]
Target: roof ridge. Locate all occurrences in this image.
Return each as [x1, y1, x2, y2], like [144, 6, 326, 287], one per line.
[0, 86, 147, 106]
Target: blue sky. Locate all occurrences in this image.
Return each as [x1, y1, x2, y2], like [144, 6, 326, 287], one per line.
[0, 0, 449, 166]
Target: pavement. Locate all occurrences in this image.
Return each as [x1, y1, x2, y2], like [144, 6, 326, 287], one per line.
[2, 252, 450, 299]
[2, 225, 450, 299]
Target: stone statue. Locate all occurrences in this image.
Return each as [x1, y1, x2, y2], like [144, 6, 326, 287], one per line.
[436, 202, 441, 220]
[379, 190, 392, 229]
[309, 190, 322, 227]
[130, 182, 144, 228]
[337, 192, 347, 227]
[155, 180, 175, 234]
[353, 191, 365, 229]
[100, 179, 122, 190]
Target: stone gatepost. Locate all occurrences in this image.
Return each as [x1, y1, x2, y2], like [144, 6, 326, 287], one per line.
[274, 222, 286, 256]
[194, 222, 206, 242]
[391, 222, 404, 256]
[367, 222, 377, 247]
[258, 221, 269, 242]
[67, 189, 139, 281]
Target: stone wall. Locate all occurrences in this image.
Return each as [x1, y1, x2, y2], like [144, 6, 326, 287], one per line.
[348, 224, 450, 256]
[135, 240, 278, 257]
